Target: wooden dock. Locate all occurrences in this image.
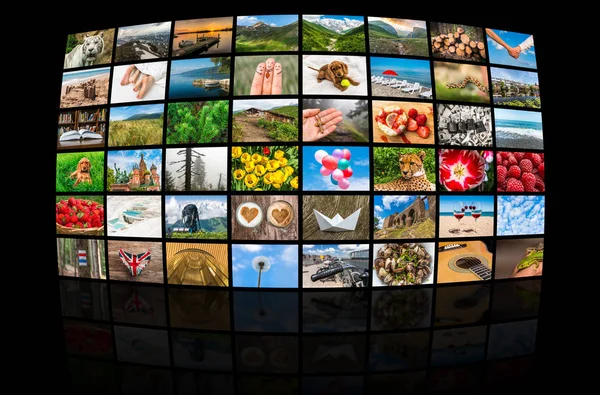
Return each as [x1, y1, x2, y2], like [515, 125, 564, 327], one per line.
[173, 36, 221, 57]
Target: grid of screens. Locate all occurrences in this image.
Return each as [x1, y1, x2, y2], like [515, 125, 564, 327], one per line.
[57, 15, 543, 394]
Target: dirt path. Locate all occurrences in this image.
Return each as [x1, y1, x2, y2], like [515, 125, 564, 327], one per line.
[234, 115, 271, 142]
[327, 38, 337, 51]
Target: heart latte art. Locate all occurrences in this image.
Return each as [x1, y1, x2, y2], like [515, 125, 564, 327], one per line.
[237, 202, 263, 228]
[267, 201, 293, 227]
[240, 207, 259, 223]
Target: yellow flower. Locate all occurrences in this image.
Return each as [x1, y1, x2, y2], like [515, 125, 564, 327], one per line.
[233, 169, 245, 180]
[254, 165, 266, 177]
[241, 152, 252, 163]
[254, 188, 262, 191]
[272, 183, 281, 189]
[274, 150, 285, 160]
[263, 173, 273, 185]
[266, 160, 280, 172]
[290, 176, 298, 189]
[278, 157, 288, 167]
[251, 153, 262, 163]
[260, 156, 269, 166]
[272, 170, 285, 185]
[232, 147, 242, 159]
[244, 173, 258, 189]
[284, 166, 294, 177]
[244, 161, 255, 173]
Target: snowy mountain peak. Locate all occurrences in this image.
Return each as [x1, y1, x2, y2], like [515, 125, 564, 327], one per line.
[313, 18, 363, 34]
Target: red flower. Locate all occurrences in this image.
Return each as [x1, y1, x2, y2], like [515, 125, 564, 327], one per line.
[439, 149, 486, 191]
[263, 147, 270, 156]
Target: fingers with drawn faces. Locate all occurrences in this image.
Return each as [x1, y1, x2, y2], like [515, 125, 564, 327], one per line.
[275, 63, 282, 75]
[256, 62, 265, 76]
[265, 58, 275, 78]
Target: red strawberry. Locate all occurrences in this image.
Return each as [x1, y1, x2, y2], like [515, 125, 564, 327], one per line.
[514, 152, 525, 161]
[61, 206, 69, 215]
[75, 222, 83, 228]
[531, 154, 542, 168]
[68, 197, 76, 206]
[519, 159, 533, 173]
[70, 215, 78, 223]
[415, 114, 427, 126]
[65, 222, 74, 228]
[537, 163, 544, 178]
[416, 126, 430, 138]
[521, 173, 536, 192]
[408, 108, 418, 119]
[407, 118, 418, 131]
[539, 153, 544, 160]
[508, 165, 521, 179]
[497, 166, 507, 184]
[506, 178, 524, 192]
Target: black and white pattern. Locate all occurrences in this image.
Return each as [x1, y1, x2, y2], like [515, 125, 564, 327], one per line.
[436, 104, 493, 147]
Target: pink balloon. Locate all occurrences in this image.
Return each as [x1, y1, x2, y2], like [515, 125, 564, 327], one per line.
[322, 155, 339, 170]
[332, 169, 344, 181]
[320, 166, 333, 176]
[314, 149, 328, 164]
[332, 149, 344, 159]
[338, 177, 350, 189]
[342, 149, 351, 160]
[342, 167, 353, 178]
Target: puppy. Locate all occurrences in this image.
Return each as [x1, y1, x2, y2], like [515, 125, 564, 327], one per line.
[309, 61, 360, 91]
[70, 157, 92, 186]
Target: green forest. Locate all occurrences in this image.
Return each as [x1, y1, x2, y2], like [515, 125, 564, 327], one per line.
[302, 20, 365, 52]
[167, 101, 229, 144]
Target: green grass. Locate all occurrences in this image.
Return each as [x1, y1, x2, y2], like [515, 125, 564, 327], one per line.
[232, 122, 243, 142]
[234, 55, 298, 95]
[375, 218, 436, 239]
[56, 152, 105, 192]
[269, 105, 299, 118]
[494, 97, 541, 109]
[169, 231, 227, 240]
[302, 20, 339, 51]
[333, 26, 365, 52]
[56, 195, 103, 204]
[341, 119, 369, 142]
[108, 119, 163, 146]
[236, 39, 296, 52]
[435, 82, 491, 104]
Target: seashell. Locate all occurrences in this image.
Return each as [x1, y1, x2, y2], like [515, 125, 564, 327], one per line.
[384, 274, 393, 284]
[385, 258, 392, 270]
[374, 258, 384, 269]
[378, 268, 388, 278]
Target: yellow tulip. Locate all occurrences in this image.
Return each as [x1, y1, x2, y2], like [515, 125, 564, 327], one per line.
[254, 165, 266, 177]
[274, 150, 285, 160]
[284, 166, 294, 177]
[272, 183, 281, 189]
[233, 169, 245, 180]
[278, 157, 288, 167]
[232, 147, 242, 159]
[263, 173, 273, 185]
[251, 153, 262, 163]
[241, 152, 252, 163]
[266, 160, 280, 172]
[244, 161, 255, 173]
[260, 156, 269, 166]
[244, 173, 258, 189]
[272, 170, 285, 184]
[254, 188, 262, 191]
[290, 176, 298, 189]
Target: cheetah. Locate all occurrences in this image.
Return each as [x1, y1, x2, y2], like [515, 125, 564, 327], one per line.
[374, 150, 435, 191]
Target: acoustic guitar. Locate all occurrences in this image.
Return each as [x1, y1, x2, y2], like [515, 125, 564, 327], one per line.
[437, 241, 493, 283]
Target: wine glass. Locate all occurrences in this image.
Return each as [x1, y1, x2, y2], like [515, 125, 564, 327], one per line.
[453, 202, 465, 232]
[471, 201, 482, 233]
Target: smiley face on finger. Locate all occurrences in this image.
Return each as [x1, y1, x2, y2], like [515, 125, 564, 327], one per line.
[275, 63, 282, 75]
[256, 63, 265, 75]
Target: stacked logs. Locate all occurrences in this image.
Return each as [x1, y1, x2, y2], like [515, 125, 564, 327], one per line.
[431, 27, 486, 60]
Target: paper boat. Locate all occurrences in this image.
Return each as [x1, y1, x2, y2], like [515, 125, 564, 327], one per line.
[314, 208, 361, 232]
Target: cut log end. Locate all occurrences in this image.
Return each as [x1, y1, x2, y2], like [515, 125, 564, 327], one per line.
[477, 41, 485, 50]
[457, 27, 465, 34]
[458, 43, 465, 50]
[456, 48, 465, 56]
[454, 32, 460, 39]
[433, 41, 441, 49]
[469, 40, 477, 48]
[460, 34, 470, 45]
[448, 46, 456, 53]
[479, 49, 486, 58]
[435, 36, 442, 43]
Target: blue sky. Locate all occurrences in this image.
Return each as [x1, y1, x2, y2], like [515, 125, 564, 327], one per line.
[370, 57, 431, 75]
[110, 104, 164, 121]
[107, 149, 162, 177]
[439, 195, 494, 213]
[494, 108, 542, 123]
[303, 15, 364, 22]
[491, 67, 539, 85]
[164, 195, 227, 225]
[302, 146, 370, 191]
[118, 22, 171, 38]
[497, 195, 545, 236]
[170, 58, 215, 75]
[232, 244, 298, 288]
[302, 244, 369, 258]
[373, 195, 430, 226]
[487, 29, 536, 69]
[233, 99, 298, 112]
[237, 15, 298, 27]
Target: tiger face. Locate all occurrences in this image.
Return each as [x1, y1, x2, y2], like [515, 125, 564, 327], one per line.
[81, 32, 104, 63]
[399, 150, 426, 179]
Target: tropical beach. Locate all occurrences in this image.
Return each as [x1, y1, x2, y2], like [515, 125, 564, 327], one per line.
[439, 213, 494, 238]
[370, 57, 432, 99]
[61, 68, 110, 108]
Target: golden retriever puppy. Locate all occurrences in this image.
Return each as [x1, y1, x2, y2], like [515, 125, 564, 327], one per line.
[309, 60, 360, 91]
[70, 157, 92, 186]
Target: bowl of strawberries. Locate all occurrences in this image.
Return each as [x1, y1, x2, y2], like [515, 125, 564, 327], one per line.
[56, 197, 104, 236]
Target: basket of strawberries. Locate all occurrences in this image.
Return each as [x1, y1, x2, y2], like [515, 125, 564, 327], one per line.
[56, 197, 104, 236]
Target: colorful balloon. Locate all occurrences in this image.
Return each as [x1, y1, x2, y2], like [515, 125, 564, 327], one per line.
[342, 167, 353, 178]
[314, 150, 328, 164]
[338, 177, 350, 189]
[337, 158, 350, 170]
[322, 155, 339, 170]
[332, 149, 343, 159]
[332, 169, 344, 181]
[320, 166, 333, 176]
[330, 174, 338, 185]
[342, 149, 351, 160]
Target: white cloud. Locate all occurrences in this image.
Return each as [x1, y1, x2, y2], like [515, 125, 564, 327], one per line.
[303, 245, 315, 249]
[270, 23, 277, 27]
[239, 244, 263, 252]
[492, 41, 504, 51]
[374, 205, 383, 213]
[238, 16, 258, 24]
[232, 263, 246, 272]
[280, 245, 298, 267]
[381, 195, 411, 210]
[303, 15, 323, 22]
[352, 159, 370, 167]
[338, 244, 368, 251]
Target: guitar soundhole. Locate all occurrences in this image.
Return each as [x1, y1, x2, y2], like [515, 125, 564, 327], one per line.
[456, 257, 481, 270]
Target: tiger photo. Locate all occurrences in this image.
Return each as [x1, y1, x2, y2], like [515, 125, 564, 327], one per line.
[64, 29, 114, 69]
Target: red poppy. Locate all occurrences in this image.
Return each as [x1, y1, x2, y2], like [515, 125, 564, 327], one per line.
[439, 149, 486, 191]
[263, 147, 270, 156]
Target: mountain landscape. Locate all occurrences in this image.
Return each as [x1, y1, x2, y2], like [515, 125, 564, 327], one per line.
[166, 200, 228, 239]
[368, 22, 428, 56]
[236, 21, 298, 51]
[302, 19, 365, 52]
[126, 112, 163, 121]
[168, 216, 227, 233]
[115, 31, 170, 61]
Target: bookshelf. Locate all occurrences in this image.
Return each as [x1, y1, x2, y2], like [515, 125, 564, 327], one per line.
[57, 106, 107, 149]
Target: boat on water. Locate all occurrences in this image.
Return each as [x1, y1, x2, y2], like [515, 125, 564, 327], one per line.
[179, 40, 194, 48]
[204, 80, 221, 88]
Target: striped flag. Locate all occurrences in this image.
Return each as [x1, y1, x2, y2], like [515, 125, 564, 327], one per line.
[118, 249, 151, 277]
[78, 250, 87, 266]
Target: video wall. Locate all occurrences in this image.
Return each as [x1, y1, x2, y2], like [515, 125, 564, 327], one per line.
[57, 15, 543, 393]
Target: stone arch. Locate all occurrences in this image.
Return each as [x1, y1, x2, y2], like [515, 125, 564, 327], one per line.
[407, 208, 415, 227]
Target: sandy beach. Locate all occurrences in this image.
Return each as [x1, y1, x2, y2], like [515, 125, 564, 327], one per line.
[439, 215, 494, 238]
[60, 73, 109, 108]
[302, 262, 344, 288]
[496, 135, 544, 150]
[371, 83, 431, 99]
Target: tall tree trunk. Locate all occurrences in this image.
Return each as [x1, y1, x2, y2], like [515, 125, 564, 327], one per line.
[76, 239, 90, 278]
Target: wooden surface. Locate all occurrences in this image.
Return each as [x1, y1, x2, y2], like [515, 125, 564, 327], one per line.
[372, 101, 435, 145]
[231, 195, 298, 241]
[437, 241, 493, 283]
[302, 195, 370, 240]
[107, 241, 164, 284]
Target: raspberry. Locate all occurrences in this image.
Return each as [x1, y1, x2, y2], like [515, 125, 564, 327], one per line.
[539, 153, 544, 160]
[506, 178, 524, 192]
[508, 165, 521, 179]
[514, 152, 525, 161]
[537, 163, 544, 178]
[496, 153, 503, 164]
[531, 154, 542, 168]
[519, 159, 533, 173]
[501, 152, 510, 159]
[524, 152, 533, 159]
[508, 156, 518, 166]
[521, 173, 536, 192]
[534, 174, 545, 192]
[503, 160, 509, 167]
[497, 166, 507, 184]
